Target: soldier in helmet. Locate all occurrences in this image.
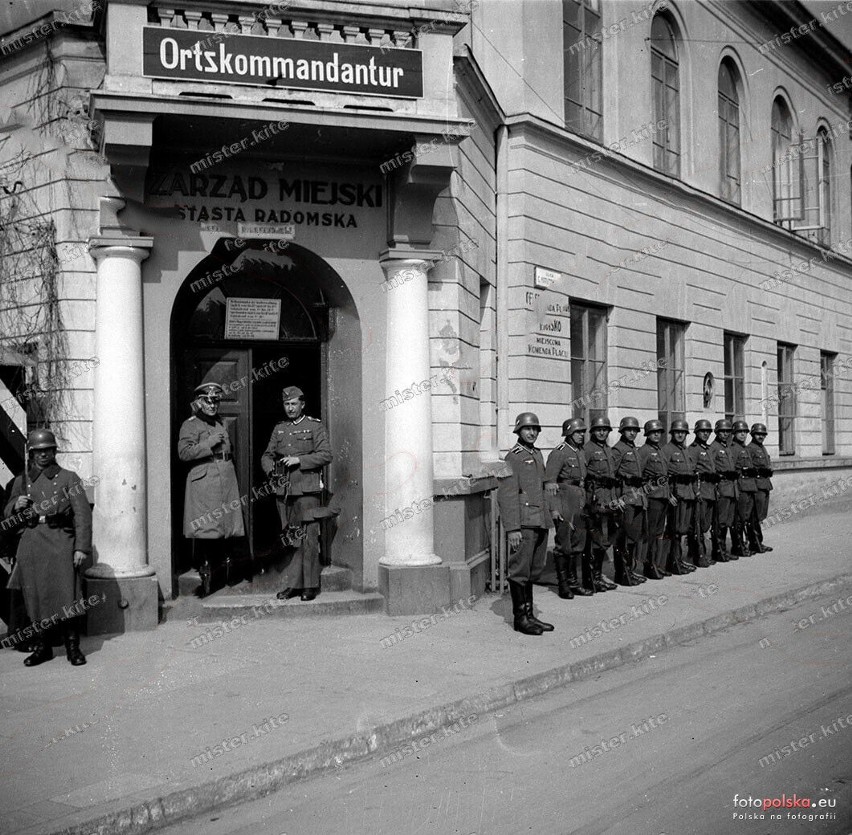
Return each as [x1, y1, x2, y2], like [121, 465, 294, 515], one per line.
[687, 419, 718, 567]
[661, 419, 697, 574]
[3, 429, 92, 667]
[748, 423, 774, 553]
[637, 420, 670, 579]
[611, 416, 647, 586]
[709, 419, 737, 562]
[178, 382, 245, 596]
[262, 386, 333, 602]
[582, 416, 620, 592]
[730, 419, 756, 557]
[544, 418, 592, 600]
[497, 412, 554, 635]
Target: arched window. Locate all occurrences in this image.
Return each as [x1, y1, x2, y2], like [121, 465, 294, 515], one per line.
[651, 14, 680, 176]
[563, 0, 603, 141]
[718, 60, 741, 204]
[817, 127, 832, 245]
[771, 97, 795, 223]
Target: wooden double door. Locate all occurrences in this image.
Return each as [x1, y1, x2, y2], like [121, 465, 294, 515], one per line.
[174, 343, 322, 574]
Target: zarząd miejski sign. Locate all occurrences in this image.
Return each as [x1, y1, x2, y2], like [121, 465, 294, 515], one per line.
[142, 27, 423, 98]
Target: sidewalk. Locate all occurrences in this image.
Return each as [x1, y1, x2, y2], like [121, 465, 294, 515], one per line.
[2, 502, 852, 835]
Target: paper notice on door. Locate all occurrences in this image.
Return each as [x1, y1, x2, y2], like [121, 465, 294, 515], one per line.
[224, 298, 281, 340]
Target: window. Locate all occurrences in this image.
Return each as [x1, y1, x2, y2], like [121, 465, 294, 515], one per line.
[651, 14, 680, 176]
[570, 302, 607, 428]
[563, 0, 603, 141]
[718, 61, 741, 204]
[479, 278, 498, 456]
[656, 318, 685, 430]
[821, 352, 836, 455]
[723, 332, 745, 422]
[771, 97, 796, 224]
[777, 343, 796, 455]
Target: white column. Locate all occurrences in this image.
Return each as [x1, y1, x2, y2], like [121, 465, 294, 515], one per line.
[86, 238, 154, 579]
[379, 255, 441, 567]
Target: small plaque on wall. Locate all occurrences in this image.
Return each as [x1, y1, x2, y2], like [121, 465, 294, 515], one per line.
[224, 298, 281, 340]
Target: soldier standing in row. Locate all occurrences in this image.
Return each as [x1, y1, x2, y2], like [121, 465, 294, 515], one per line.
[178, 382, 245, 597]
[611, 416, 647, 586]
[544, 418, 592, 600]
[637, 420, 669, 580]
[262, 386, 333, 602]
[583, 417, 619, 593]
[687, 419, 717, 568]
[497, 412, 554, 635]
[709, 419, 737, 562]
[662, 420, 697, 574]
[3, 429, 92, 667]
[748, 423, 774, 553]
[730, 419, 755, 557]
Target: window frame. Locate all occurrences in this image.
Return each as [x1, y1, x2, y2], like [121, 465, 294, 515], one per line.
[777, 343, 796, 455]
[563, 0, 603, 142]
[651, 14, 681, 177]
[821, 351, 836, 455]
[718, 61, 741, 204]
[570, 301, 608, 429]
[722, 331, 746, 423]
[656, 318, 686, 430]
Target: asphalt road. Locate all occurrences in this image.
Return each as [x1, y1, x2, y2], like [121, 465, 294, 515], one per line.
[161, 595, 852, 835]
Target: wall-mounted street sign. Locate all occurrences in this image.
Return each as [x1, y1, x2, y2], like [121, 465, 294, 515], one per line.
[534, 266, 561, 289]
[142, 27, 423, 98]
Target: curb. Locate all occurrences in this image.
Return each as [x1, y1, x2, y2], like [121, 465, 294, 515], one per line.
[48, 571, 852, 835]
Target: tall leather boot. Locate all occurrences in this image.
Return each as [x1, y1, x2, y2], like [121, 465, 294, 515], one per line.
[629, 546, 647, 583]
[581, 543, 597, 593]
[23, 638, 53, 667]
[525, 583, 553, 632]
[666, 536, 689, 575]
[554, 553, 574, 599]
[643, 539, 664, 579]
[592, 548, 617, 591]
[752, 519, 772, 552]
[508, 580, 543, 635]
[711, 527, 729, 562]
[198, 561, 212, 597]
[569, 552, 594, 595]
[613, 544, 637, 586]
[731, 525, 751, 557]
[63, 621, 86, 666]
[721, 527, 737, 560]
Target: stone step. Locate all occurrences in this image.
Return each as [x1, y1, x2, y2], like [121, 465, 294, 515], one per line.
[197, 590, 385, 620]
[178, 564, 353, 598]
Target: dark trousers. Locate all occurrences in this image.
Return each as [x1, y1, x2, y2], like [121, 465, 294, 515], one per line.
[278, 495, 321, 589]
[645, 498, 668, 569]
[688, 498, 714, 561]
[508, 527, 548, 583]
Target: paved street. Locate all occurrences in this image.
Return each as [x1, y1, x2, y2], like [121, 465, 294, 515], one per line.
[159, 598, 852, 835]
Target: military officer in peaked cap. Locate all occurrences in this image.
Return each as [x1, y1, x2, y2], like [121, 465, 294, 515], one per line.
[497, 412, 554, 635]
[545, 417, 593, 600]
[748, 423, 774, 553]
[262, 386, 333, 602]
[178, 382, 245, 596]
[3, 429, 92, 667]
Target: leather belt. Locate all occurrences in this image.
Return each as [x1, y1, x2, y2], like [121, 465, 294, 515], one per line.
[558, 479, 583, 487]
[201, 452, 232, 463]
[621, 477, 644, 487]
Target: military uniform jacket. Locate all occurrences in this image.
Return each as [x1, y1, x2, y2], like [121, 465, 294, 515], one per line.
[637, 442, 670, 499]
[688, 441, 717, 501]
[178, 415, 245, 538]
[498, 443, 553, 532]
[612, 439, 644, 507]
[748, 442, 774, 491]
[662, 441, 696, 500]
[583, 440, 619, 508]
[544, 441, 587, 518]
[731, 438, 756, 493]
[261, 416, 332, 497]
[709, 438, 738, 499]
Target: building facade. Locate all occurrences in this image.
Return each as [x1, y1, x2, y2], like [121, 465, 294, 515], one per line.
[0, 0, 850, 629]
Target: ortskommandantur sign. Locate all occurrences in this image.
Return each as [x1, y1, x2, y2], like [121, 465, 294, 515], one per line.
[142, 28, 423, 98]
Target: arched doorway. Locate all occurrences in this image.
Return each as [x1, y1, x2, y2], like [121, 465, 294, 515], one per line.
[169, 239, 363, 590]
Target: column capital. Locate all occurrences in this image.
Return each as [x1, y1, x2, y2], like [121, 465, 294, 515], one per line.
[379, 248, 444, 269]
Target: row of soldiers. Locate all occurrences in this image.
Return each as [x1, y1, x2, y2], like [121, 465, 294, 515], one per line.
[497, 413, 773, 635]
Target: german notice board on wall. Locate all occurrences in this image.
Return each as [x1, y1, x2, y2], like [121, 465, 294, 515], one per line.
[225, 298, 282, 340]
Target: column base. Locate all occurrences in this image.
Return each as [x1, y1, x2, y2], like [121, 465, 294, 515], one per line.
[379, 562, 451, 616]
[84, 576, 159, 634]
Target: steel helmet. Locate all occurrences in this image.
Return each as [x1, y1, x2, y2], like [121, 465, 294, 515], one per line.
[513, 412, 541, 434]
[27, 428, 57, 450]
[750, 423, 768, 435]
[590, 416, 612, 431]
[693, 419, 712, 432]
[644, 419, 664, 435]
[714, 419, 732, 432]
[669, 419, 690, 433]
[562, 417, 587, 435]
[732, 420, 749, 433]
[619, 416, 640, 432]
